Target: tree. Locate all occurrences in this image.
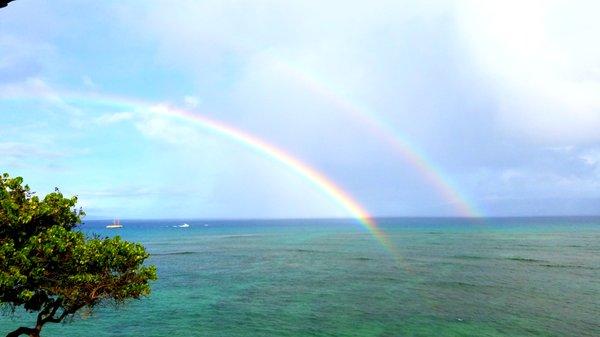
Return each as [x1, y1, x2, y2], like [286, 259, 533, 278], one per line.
[0, 173, 157, 337]
[0, 1, 15, 10]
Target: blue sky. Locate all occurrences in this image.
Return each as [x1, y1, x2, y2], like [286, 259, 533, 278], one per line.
[1, 0, 599, 219]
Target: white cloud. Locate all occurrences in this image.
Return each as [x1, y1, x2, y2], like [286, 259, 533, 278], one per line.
[580, 149, 600, 167]
[183, 95, 200, 108]
[94, 112, 133, 125]
[0, 141, 84, 172]
[488, 166, 600, 199]
[81, 75, 97, 89]
[0, 77, 84, 128]
[0, 77, 54, 98]
[0, 142, 64, 160]
[456, 0, 600, 144]
[79, 186, 162, 198]
[118, 0, 451, 104]
[134, 105, 204, 145]
[0, 34, 56, 83]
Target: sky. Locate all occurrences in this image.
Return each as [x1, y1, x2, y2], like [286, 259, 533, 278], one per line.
[1, 0, 599, 219]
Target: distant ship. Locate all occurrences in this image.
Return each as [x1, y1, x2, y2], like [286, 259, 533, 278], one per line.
[179, 223, 190, 228]
[106, 218, 123, 229]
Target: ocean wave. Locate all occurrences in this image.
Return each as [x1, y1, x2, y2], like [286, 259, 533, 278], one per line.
[452, 255, 488, 260]
[217, 234, 262, 239]
[151, 251, 199, 256]
[506, 257, 546, 263]
[351, 256, 374, 261]
[430, 281, 481, 288]
[288, 248, 331, 254]
[540, 263, 596, 270]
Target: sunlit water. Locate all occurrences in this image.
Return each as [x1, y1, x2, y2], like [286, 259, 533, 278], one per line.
[2, 217, 599, 337]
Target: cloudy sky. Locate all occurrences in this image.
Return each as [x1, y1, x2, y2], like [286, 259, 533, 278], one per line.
[1, 0, 599, 219]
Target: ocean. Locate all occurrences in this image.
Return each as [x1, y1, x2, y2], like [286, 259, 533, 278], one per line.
[1, 217, 599, 337]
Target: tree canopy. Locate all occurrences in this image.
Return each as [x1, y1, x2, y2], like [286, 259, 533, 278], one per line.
[0, 173, 157, 337]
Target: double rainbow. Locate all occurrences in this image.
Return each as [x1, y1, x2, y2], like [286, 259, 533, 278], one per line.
[1, 92, 396, 252]
[272, 59, 481, 217]
[2, 80, 480, 257]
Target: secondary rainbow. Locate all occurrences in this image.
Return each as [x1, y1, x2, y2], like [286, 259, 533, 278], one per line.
[0, 92, 397, 255]
[272, 60, 481, 217]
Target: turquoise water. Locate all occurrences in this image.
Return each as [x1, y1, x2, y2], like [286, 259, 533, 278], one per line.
[2, 217, 599, 336]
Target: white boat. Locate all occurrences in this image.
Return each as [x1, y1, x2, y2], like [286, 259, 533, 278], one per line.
[106, 218, 123, 229]
[179, 223, 190, 228]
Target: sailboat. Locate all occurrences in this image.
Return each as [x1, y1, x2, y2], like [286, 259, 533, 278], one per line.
[106, 218, 123, 229]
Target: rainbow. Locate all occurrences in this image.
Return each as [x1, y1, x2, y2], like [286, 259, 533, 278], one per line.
[271, 60, 481, 217]
[0, 92, 398, 255]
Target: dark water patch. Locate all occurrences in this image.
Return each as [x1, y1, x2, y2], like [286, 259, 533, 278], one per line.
[540, 263, 596, 270]
[287, 248, 333, 254]
[217, 234, 263, 239]
[292, 248, 316, 253]
[506, 257, 546, 263]
[514, 244, 544, 248]
[453, 255, 488, 260]
[430, 281, 482, 288]
[151, 251, 199, 256]
[350, 256, 374, 261]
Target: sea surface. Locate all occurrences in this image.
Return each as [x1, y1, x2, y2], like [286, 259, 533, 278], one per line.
[1, 217, 599, 337]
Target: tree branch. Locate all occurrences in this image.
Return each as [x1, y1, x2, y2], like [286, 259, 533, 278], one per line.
[6, 326, 36, 337]
[0, 1, 15, 10]
[36, 299, 62, 326]
[43, 308, 70, 324]
[35, 306, 50, 327]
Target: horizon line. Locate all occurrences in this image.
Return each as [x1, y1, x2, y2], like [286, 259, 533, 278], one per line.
[82, 214, 600, 222]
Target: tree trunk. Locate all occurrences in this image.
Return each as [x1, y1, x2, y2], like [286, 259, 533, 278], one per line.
[28, 326, 41, 337]
[5, 326, 39, 337]
[7, 301, 72, 336]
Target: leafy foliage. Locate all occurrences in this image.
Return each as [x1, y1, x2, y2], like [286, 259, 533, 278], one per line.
[0, 173, 157, 337]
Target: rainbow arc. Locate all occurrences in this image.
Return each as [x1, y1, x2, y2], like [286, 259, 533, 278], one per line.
[272, 59, 481, 217]
[1, 93, 398, 253]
